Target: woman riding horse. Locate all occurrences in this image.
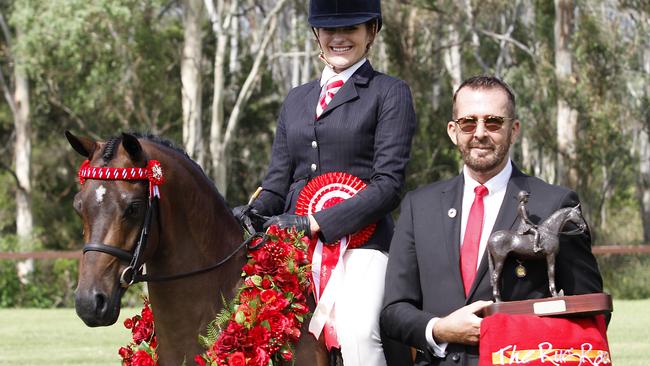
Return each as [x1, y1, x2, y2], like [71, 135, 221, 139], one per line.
[233, 1, 416, 365]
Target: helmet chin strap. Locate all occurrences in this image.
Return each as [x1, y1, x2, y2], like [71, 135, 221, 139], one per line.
[312, 27, 336, 69]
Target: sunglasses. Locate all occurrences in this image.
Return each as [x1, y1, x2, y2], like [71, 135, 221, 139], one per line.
[453, 115, 514, 133]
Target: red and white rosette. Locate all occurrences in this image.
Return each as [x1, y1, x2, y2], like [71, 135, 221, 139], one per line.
[295, 172, 375, 349]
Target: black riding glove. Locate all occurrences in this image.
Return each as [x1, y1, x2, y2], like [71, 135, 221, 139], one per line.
[263, 214, 311, 237]
[232, 205, 265, 234]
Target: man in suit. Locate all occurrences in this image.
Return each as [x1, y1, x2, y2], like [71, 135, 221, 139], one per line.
[380, 76, 603, 366]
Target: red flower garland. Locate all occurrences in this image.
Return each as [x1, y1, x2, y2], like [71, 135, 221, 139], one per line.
[196, 225, 312, 366]
[119, 298, 158, 366]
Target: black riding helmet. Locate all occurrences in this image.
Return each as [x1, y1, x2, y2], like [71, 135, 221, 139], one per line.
[308, 0, 382, 31]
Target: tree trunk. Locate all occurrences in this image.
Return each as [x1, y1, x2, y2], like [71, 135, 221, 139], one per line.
[14, 66, 32, 243]
[206, 0, 235, 194]
[554, 0, 578, 187]
[301, 33, 312, 85]
[637, 44, 650, 243]
[637, 127, 650, 243]
[181, 0, 205, 167]
[443, 23, 462, 93]
[290, 7, 300, 88]
[208, 0, 287, 195]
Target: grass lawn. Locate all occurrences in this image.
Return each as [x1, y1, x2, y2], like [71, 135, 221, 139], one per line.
[0, 299, 648, 365]
[0, 307, 135, 366]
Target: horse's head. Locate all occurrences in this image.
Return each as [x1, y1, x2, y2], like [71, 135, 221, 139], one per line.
[565, 204, 587, 232]
[67, 131, 160, 326]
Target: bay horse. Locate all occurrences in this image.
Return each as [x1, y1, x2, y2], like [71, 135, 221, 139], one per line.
[487, 205, 587, 302]
[66, 132, 328, 365]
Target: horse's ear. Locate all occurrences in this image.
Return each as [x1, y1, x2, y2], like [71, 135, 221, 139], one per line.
[121, 133, 143, 160]
[65, 130, 97, 158]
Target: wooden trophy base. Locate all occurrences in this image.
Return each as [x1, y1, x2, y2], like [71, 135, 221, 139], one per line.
[482, 293, 613, 317]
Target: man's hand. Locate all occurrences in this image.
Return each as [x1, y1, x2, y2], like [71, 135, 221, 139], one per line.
[432, 300, 493, 345]
[263, 214, 311, 237]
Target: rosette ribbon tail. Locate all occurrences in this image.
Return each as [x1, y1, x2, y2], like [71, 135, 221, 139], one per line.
[308, 237, 350, 349]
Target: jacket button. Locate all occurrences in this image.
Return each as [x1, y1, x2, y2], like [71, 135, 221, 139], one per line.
[311, 140, 318, 149]
[451, 353, 460, 362]
[311, 163, 317, 172]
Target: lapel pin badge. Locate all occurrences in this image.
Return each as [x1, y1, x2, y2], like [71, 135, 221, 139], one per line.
[448, 208, 457, 218]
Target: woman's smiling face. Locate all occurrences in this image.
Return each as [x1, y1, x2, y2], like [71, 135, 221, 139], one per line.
[316, 24, 374, 72]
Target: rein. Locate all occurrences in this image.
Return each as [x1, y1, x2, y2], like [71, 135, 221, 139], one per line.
[77, 159, 264, 287]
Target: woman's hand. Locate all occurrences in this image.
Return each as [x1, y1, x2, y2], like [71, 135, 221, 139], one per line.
[263, 214, 314, 237]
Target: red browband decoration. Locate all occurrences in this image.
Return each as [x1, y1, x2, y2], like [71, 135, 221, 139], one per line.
[77, 159, 165, 199]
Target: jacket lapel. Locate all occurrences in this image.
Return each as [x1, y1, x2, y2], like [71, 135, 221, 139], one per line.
[441, 174, 465, 295]
[319, 61, 372, 118]
[306, 81, 322, 122]
[467, 164, 530, 299]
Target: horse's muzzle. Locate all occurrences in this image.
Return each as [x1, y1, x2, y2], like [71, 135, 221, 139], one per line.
[74, 287, 124, 327]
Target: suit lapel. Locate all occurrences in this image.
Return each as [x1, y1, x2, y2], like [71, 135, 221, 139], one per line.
[306, 81, 322, 122]
[441, 174, 465, 294]
[319, 61, 372, 118]
[467, 165, 530, 299]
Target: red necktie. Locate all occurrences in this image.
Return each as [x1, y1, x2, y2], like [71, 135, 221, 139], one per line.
[316, 78, 344, 118]
[460, 184, 489, 296]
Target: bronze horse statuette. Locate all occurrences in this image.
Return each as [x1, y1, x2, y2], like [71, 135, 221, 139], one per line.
[67, 132, 330, 365]
[486, 193, 587, 302]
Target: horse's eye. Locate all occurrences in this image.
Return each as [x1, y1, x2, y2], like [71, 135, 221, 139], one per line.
[124, 202, 143, 218]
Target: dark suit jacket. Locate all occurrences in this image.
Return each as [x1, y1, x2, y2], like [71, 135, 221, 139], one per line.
[251, 61, 416, 251]
[380, 165, 603, 366]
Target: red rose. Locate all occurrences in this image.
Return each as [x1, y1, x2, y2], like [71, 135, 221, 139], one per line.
[118, 346, 133, 360]
[251, 347, 270, 366]
[124, 317, 134, 329]
[286, 327, 301, 340]
[242, 263, 255, 275]
[228, 352, 246, 366]
[265, 296, 290, 312]
[215, 322, 245, 354]
[194, 354, 207, 366]
[141, 306, 154, 324]
[275, 272, 299, 293]
[132, 321, 154, 344]
[246, 325, 270, 349]
[260, 289, 277, 303]
[263, 312, 290, 337]
[252, 251, 278, 275]
[261, 278, 272, 289]
[131, 350, 156, 366]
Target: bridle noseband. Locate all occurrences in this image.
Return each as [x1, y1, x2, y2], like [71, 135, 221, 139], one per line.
[77, 159, 262, 288]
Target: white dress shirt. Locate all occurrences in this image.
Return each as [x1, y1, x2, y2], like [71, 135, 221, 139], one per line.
[425, 160, 513, 356]
[319, 57, 367, 88]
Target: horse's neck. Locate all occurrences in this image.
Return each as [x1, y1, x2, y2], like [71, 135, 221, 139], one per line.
[542, 208, 571, 234]
[155, 147, 242, 261]
[144, 147, 245, 364]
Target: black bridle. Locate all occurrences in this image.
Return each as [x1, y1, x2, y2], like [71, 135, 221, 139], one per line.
[77, 158, 267, 288]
